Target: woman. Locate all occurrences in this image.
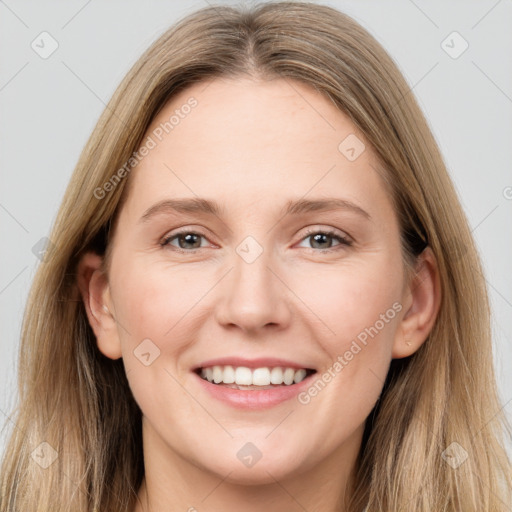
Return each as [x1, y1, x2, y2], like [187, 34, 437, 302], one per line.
[1, 2, 510, 511]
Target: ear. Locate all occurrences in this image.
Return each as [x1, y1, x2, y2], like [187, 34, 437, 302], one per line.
[77, 252, 122, 360]
[393, 247, 442, 358]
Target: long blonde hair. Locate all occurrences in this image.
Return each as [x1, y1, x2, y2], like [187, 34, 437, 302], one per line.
[1, 2, 510, 511]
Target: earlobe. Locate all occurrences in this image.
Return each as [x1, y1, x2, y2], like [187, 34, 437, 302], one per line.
[77, 252, 122, 360]
[392, 247, 442, 359]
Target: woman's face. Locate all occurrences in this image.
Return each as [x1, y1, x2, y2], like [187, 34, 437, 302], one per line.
[98, 77, 416, 485]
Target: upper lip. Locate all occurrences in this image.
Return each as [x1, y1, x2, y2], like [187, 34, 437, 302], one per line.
[192, 357, 316, 371]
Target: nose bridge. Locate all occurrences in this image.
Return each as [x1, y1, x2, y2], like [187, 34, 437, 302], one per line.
[215, 234, 290, 332]
[233, 234, 273, 294]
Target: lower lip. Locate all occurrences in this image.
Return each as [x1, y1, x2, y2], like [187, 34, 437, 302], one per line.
[192, 371, 316, 410]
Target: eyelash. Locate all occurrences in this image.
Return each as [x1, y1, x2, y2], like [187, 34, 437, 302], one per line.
[160, 228, 353, 254]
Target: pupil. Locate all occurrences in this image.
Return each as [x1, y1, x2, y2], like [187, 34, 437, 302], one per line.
[179, 233, 200, 249]
[311, 233, 331, 249]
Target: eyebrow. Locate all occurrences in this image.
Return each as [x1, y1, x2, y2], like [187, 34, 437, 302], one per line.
[139, 197, 371, 223]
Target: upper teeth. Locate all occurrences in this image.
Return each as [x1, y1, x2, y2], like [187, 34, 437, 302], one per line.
[200, 366, 309, 386]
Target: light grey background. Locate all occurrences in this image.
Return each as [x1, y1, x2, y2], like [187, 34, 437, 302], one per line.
[1, 0, 511, 459]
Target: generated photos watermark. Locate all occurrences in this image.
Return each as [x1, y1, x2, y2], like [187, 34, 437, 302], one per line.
[297, 301, 403, 405]
[94, 96, 198, 200]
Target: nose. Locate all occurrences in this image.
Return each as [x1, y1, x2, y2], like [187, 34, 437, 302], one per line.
[214, 245, 292, 335]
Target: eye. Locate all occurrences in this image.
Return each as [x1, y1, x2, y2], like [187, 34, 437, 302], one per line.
[161, 230, 210, 252]
[160, 228, 353, 254]
[296, 228, 352, 252]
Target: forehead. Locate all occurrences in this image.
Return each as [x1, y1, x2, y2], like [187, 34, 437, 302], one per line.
[121, 77, 394, 225]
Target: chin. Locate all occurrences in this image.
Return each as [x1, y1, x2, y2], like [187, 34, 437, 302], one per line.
[196, 447, 309, 486]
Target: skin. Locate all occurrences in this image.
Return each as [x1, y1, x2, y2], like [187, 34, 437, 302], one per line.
[78, 76, 441, 511]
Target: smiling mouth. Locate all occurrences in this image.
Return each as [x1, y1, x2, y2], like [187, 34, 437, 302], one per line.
[194, 365, 317, 390]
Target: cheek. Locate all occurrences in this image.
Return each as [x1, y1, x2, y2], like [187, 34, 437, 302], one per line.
[292, 259, 401, 401]
[109, 260, 209, 411]
[290, 258, 402, 346]
[111, 258, 209, 343]
[290, 263, 400, 449]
